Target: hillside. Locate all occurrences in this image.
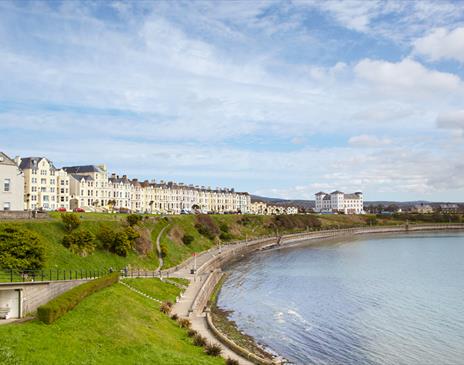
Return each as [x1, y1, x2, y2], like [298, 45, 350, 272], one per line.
[1, 212, 461, 274]
[0, 278, 222, 365]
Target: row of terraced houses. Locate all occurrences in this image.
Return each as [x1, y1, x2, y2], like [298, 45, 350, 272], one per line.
[0, 151, 251, 214]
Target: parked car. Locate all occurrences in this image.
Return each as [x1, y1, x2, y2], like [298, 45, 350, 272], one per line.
[56, 207, 67, 212]
[73, 208, 85, 213]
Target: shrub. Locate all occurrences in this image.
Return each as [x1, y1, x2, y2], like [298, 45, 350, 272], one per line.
[170, 313, 178, 321]
[226, 358, 239, 365]
[177, 318, 191, 328]
[96, 225, 134, 257]
[160, 301, 173, 315]
[37, 273, 119, 324]
[126, 214, 142, 227]
[193, 334, 207, 347]
[124, 226, 140, 242]
[0, 225, 45, 271]
[113, 231, 132, 256]
[61, 213, 81, 232]
[366, 216, 378, 226]
[219, 232, 232, 241]
[219, 223, 229, 233]
[182, 234, 194, 245]
[204, 343, 222, 356]
[195, 215, 219, 240]
[270, 215, 321, 231]
[187, 329, 198, 337]
[160, 243, 168, 258]
[62, 230, 96, 256]
[96, 224, 115, 250]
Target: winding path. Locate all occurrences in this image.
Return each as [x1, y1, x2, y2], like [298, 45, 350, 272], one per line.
[155, 225, 169, 272]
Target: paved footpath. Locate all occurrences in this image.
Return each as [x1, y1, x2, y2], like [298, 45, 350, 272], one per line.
[171, 243, 259, 365]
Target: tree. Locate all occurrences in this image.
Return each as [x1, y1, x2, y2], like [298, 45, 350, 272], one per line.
[62, 230, 96, 256]
[112, 231, 132, 257]
[61, 213, 81, 232]
[0, 225, 45, 271]
[124, 226, 140, 242]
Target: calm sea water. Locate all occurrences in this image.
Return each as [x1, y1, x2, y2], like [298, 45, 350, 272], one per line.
[218, 232, 464, 365]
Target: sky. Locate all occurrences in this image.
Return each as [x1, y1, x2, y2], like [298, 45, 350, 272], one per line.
[1, 0, 464, 201]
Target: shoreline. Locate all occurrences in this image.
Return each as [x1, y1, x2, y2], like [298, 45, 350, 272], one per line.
[172, 223, 464, 365]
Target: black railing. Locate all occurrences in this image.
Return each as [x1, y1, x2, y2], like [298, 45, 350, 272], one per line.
[0, 268, 109, 284]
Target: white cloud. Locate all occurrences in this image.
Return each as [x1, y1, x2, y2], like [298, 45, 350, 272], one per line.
[348, 135, 392, 147]
[413, 27, 464, 63]
[436, 110, 464, 130]
[354, 58, 462, 98]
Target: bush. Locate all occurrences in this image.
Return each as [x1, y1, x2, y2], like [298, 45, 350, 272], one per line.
[177, 318, 191, 328]
[219, 232, 232, 241]
[96, 225, 134, 257]
[124, 226, 140, 242]
[126, 214, 142, 227]
[366, 216, 378, 226]
[160, 301, 173, 315]
[204, 342, 222, 356]
[171, 313, 178, 321]
[61, 213, 81, 232]
[187, 329, 198, 337]
[0, 225, 45, 271]
[193, 334, 207, 347]
[62, 230, 96, 256]
[195, 215, 219, 240]
[37, 273, 119, 324]
[226, 358, 239, 365]
[269, 215, 321, 231]
[182, 234, 194, 245]
[219, 223, 229, 233]
[160, 243, 168, 258]
[112, 231, 131, 257]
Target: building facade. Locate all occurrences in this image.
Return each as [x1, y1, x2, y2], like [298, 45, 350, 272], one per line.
[0, 152, 24, 211]
[315, 191, 364, 214]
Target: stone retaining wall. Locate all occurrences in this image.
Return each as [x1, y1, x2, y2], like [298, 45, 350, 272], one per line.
[0, 210, 48, 220]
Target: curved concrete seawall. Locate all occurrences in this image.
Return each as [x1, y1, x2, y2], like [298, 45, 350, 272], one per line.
[183, 223, 464, 364]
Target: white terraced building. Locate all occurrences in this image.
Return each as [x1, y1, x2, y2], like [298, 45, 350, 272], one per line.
[315, 191, 364, 214]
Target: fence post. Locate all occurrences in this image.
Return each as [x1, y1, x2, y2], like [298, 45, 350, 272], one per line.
[10, 269, 13, 283]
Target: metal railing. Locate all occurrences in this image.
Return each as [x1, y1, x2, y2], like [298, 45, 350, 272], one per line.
[0, 268, 108, 284]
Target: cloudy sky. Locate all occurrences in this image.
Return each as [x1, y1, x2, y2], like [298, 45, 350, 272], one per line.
[1, 0, 464, 201]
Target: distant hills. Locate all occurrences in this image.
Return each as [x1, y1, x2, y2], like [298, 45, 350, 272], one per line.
[251, 195, 462, 210]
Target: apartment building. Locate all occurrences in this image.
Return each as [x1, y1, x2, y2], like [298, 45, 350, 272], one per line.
[249, 201, 298, 215]
[0, 152, 24, 211]
[18, 157, 70, 211]
[315, 191, 364, 214]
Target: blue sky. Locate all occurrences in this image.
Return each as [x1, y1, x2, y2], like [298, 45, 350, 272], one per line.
[1, 0, 464, 201]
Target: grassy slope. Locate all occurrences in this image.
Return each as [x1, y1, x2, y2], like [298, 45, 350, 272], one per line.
[124, 278, 181, 302]
[0, 279, 223, 365]
[0, 215, 162, 271]
[2, 212, 459, 272]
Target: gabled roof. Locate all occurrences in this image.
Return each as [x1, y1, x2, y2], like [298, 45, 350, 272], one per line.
[70, 174, 94, 182]
[344, 193, 361, 199]
[315, 191, 327, 196]
[330, 190, 344, 195]
[0, 152, 16, 166]
[19, 157, 56, 170]
[63, 165, 103, 174]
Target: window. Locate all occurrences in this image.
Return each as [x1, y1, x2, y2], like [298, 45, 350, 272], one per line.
[43, 195, 49, 202]
[61, 180, 65, 186]
[50, 170, 55, 176]
[40, 170, 47, 175]
[50, 187, 55, 193]
[4, 178, 10, 192]
[31, 195, 37, 201]
[61, 188, 65, 194]
[41, 178, 46, 184]
[32, 177, 37, 184]
[32, 186, 37, 192]
[50, 179, 55, 185]
[32, 169, 37, 175]
[61, 197, 65, 202]
[3, 202, 10, 211]
[41, 187, 46, 192]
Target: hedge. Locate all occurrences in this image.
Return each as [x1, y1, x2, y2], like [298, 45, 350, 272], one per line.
[37, 272, 119, 324]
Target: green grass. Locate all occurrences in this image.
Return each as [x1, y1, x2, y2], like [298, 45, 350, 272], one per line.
[0, 280, 223, 365]
[123, 278, 182, 302]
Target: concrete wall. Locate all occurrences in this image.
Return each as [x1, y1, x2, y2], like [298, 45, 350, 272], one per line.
[0, 210, 48, 220]
[0, 279, 91, 319]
